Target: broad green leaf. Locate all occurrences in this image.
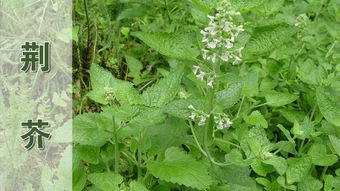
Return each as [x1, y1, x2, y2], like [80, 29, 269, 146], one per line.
[277, 124, 295, 144]
[129, 181, 148, 191]
[128, 108, 166, 130]
[242, 71, 259, 97]
[117, 6, 148, 20]
[164, 98, 206, 119]
[87, 172, 123, 191]
[291, 118, 314, 140]
[263, 156, 287, 175]
[73, 113, 113, 147]
[244, 110, 268, 128]
[74, 145, 100, 164]
[148, 118, 189, 154]
[251, 159, 274, 176]
[286, 157, 312, 184]
[190, 0, 221, 13]
[279, 108, 305, 123]
[316, 87, 340, 127]
[89, 64, 143, 105]
[329, 135, 340, 157]
[227, 0, 267, 11]
[215, 83, 243, 109]
[215, 165, 257, 188]
[125, 55, 143, 79]
[246, 126, 270, 157]
[147, 147, 212, 190]
[142, 68, 184, 107]
[297, 176, 323, 191]
[245, 24, 297, 54]
[307, 143, 338, 166]
[265, 92, 298, 107]
[73, 153, 87, 191]
[132, 32, 200, 60]
[255, 0, 284, 15]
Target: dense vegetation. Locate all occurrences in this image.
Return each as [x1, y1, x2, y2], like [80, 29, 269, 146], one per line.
[73, 0, 340, 190]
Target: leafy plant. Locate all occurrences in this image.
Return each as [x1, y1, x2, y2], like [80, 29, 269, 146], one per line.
[73, 0, 340, 190]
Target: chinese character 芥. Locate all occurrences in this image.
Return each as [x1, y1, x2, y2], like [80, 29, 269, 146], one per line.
[20, 42, 50, 72]
[21, 119, 51, 150]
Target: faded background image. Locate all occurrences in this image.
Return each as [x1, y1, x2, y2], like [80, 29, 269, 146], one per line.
[0, 0, 72, 190]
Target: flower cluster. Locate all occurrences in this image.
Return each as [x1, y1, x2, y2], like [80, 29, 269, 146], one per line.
[214, 113, 233, 130]
[201, 3, 244, 65]
[192, 65, 215, 88]
[188, 104, 210, 126]
[104, 87, 114, 102]
[188, 104, 233, 130]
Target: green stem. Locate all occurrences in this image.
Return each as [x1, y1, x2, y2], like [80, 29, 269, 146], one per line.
[189, 121, 207, 156]
[138, 132, 143, 180]
[113, 116, 120, 173]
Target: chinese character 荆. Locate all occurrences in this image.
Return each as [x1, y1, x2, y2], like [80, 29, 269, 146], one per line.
[21, 42, 50, 72]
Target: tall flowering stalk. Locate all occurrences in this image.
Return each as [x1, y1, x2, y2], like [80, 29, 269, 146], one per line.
[200, 2, 244, 65]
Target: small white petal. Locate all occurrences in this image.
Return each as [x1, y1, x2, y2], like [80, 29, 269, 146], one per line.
[207, 80, 214, 88]
[189, 114, 196, 120]
[188, 104, 195, 110]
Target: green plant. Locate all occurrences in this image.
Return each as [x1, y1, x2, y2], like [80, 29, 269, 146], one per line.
[73, 0, 340, 190]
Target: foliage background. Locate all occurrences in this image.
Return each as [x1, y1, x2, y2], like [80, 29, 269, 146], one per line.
[73, 0, 340, 190]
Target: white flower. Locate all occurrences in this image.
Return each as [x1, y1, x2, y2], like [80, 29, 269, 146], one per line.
[216, 120, 224, 130]
[188, 104, 195, 110]
[207, 15, 215, 20]
[207, 80, 214, 88]
[198, 117, 206, 126]
[225, 41, 233, 49]
[232, 56, 242, 65]
[200, 30, 207, 35]
[192, 65, 200, 75]
[196, 71, 206, 81]
[211, 55, 217, 63]
[207, 41, 217, 49]
[189, 113, 196, 120]
[225, 119, 233, 127]
[220, 54, 229, 62]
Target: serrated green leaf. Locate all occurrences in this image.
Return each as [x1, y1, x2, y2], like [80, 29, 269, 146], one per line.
[308, 143, 338, 166]
[277, 124, 295, 144]
[147, 147, 212, 190]
[291, 118, 314, 140]
[89, 64, 143, 105]
[142, 68, 184, 107]
[215, 83, 243, 109]
[73, 113, 113, 146]
[244, 110, 268, 128]
[73, 153, 87, 191]
[125, 55, 143, 79]
[74, 145, 100, 164]
[117, 5, 148, 20]
[87, 172, 123, 191]
[245, 24, 297, 54]
[129, 181, 148, 191]
[263, 156, 287, 175]
[227, 0, 267, 11]
[329, 135, 340, 157]
[265, 92, 298, 107]
[297, 176, 323, 191]
[132, 32, 200, 60]
[286, 157, 312, 184]
[316, 87, 340, 127]
[164, 98, 206, 119]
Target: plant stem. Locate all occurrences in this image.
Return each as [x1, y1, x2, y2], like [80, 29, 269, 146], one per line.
[188, 121, 207, 156]
[138, 132, 143, 180]
[113, 115, 120, 173]
[83, 0, 90, 52]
